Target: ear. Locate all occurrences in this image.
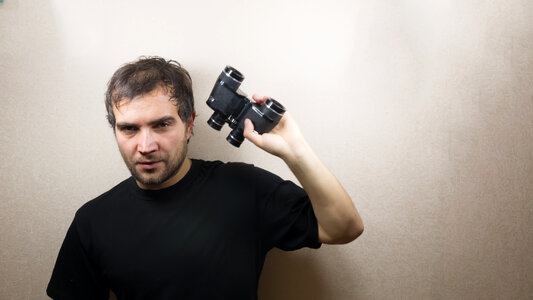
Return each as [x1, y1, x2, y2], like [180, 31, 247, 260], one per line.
[186, 112, 196, 139]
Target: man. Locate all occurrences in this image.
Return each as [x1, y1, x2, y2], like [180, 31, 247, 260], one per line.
[47, 56, 363, 299]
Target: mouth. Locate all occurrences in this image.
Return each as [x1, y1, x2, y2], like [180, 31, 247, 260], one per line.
[137, 160, 162, 170]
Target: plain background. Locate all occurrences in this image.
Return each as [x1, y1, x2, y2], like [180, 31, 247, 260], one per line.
[1, 0, 532, 299]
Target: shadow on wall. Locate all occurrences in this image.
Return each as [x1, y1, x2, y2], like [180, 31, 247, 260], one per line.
[259, 250, 326, 299]
[258, 248, 362, 300]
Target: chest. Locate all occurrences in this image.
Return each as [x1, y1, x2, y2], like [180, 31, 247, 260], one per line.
[92, 187, 262, 293]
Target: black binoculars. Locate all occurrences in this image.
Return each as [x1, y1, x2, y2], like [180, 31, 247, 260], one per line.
[206, 66, 286, 147]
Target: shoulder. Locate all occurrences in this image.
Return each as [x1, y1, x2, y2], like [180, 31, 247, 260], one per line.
[196, 159, 282, 183]
[75, 177, 133, 220]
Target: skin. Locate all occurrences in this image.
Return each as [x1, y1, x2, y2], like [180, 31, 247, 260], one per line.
[112, 87, 363, 244]
[113, 87, 194, 190]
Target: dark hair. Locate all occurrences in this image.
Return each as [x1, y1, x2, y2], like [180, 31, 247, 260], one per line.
[105, 56, 195, 129]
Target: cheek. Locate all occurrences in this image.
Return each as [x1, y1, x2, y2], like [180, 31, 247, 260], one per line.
[161, 132, 187, 149]
[116, 137, 136, 155]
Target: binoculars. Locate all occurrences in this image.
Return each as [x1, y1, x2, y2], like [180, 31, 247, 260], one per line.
[206, 66, 286, 147]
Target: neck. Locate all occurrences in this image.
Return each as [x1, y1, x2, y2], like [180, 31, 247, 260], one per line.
[136, 157, 192, 190]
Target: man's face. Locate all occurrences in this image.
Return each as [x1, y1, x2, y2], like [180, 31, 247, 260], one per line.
[113, 88, 193, 190]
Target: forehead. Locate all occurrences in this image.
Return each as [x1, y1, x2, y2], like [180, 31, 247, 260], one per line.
[113, 89, 178, 123]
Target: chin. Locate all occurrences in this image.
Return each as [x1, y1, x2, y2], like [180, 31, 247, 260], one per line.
[139, 176, 164, 186]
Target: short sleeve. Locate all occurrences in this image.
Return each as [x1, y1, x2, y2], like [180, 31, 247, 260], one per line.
[258, 180, 322, 251]
[47, 215, 109, 300]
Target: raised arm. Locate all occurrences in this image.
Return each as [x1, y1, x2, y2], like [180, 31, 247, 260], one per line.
[243, 95, 364, 244]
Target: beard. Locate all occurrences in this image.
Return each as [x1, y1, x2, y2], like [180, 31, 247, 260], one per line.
[121, 139, 188, 187]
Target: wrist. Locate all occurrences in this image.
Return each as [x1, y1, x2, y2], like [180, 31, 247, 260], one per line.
[282, 138, 316, 170]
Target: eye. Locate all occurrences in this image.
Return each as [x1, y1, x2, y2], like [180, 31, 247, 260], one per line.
[118, 125, 138, 133]
[156, 121, 172, 129]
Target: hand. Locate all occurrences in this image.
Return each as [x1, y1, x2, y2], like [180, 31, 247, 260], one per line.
[243, 94, 308, 161]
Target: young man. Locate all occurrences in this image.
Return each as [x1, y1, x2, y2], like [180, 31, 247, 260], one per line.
[47, 57, 363, 299]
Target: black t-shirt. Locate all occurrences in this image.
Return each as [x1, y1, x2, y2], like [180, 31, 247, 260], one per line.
[47, 159, 321, 299]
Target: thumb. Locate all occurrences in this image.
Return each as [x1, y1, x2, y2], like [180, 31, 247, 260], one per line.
[243, 119, 263, 147]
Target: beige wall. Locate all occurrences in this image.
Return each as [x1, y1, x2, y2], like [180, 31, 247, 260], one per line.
[1, 0, 532, 299]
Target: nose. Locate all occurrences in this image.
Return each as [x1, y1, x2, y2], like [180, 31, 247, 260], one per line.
[137, 129, 158, 154]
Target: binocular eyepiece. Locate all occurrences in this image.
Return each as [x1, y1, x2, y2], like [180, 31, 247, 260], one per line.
[206, 66, 286, 147]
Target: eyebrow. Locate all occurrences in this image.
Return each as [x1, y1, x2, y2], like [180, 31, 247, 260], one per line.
[149, 116, 177, 126]
[116, 116, 177, 128]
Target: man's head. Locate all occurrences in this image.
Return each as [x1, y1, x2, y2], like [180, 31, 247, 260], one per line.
[105, 57, 196, 189]
[105, 56, 195, 130]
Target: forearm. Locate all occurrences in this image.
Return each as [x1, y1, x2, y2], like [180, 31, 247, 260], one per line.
[281, 139, 364, 244]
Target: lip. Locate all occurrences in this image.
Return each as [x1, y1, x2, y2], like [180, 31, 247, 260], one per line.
[137, 161, 161, 170]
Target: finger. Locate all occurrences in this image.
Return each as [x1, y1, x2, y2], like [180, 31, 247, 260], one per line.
[243, 119, 263, 147]
[252, 94, 268, 104]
